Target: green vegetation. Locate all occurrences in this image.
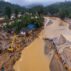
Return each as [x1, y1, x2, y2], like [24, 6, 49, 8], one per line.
[5, 6, 11, 19]
[28, 2, 71, 19]
[44, 2, 71, 19]
[28, 5, 44, 15]
[0, 1, 26, 16]
[2, 1, 71, 34]
[3, 19, 26, 34]
[14, 9, 19, 18]
[1, 1, 71, 19]
[3, 14, 44, 34]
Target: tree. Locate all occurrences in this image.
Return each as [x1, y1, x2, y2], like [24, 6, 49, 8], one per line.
[58, 8, 69, 19]
[14, 9, 19, 18]
[5, 7, 11, 19]
[29, 5, 44, 15]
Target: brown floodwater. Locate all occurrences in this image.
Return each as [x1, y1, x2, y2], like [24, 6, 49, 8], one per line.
[14, 32, 50, 71]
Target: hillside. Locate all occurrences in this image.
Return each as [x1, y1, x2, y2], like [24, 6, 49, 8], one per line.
[44, 2, 71, 18]
[0, 1, 71, 19]
[29, 1, 71, 19]
[0, 1, 26, 16]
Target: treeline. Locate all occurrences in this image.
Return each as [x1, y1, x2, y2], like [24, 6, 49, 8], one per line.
[1, 1, 71, 19]
[0, 1, 26, 16]
[29, 2, 71, 19]
[44, 2, 71, 19]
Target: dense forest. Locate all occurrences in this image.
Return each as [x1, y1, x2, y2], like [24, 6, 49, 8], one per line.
[29, 2, 71, 19]
[44, 2, 71, 18]
[0, 1, 71, 19]
[0, 1, 26, 16]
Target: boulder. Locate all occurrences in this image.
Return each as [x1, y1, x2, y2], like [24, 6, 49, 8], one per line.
[53, 35, 66, 45]
[58, 35, 66, 45]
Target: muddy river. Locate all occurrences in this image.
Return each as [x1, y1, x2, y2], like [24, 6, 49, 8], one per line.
[14, 32, 50, 71]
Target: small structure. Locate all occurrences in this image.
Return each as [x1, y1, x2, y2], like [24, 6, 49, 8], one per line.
[18, 13, 22, 18]
[20, 28, 28, 35]
[27, 23, 37, 31]
[11, 14, 15, 20]
[20, 23, 37, 36]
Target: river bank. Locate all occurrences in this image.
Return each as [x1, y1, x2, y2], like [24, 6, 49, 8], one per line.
[0, 28, 42, 71]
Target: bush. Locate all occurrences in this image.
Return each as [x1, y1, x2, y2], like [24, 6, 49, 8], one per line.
[21, 14, 44, 27]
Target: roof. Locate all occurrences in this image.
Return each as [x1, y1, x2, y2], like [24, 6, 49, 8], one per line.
[20, 23, 37, 33]
[27, 23, 36, 30]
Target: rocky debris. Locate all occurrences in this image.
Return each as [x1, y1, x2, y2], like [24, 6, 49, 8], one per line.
[61, 47, 71, 70]
[50, 54, 67, 71]
[59, 21, 64, 26]
[58, 35, 66, 45]
[47, 20, 53, 26]
[44, 37, 71, 71]
[59, 21, 67, 27]
[44, 38, 56, 55]
[69, 24, 71, 30]
[0, 28, 41, 71]
[44, 38, 67, 71]
[64, 18, 71, 30]
[0, 32, 11, 51]
[44, 17, 71, 71]
[53, 35, 66, 45]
